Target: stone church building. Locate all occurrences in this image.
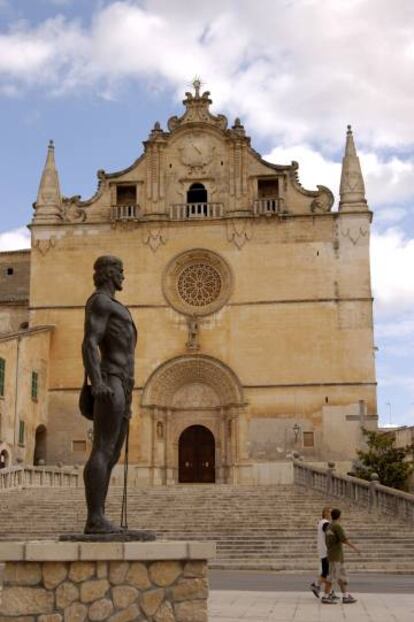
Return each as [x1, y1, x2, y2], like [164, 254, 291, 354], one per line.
[0, 84, 377, 484]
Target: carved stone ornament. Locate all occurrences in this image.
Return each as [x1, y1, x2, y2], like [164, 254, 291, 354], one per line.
[141, 354, 244, 408]
[289, 164, 334, 213]
[142, 222, 169, 252]
[34, 237, 57, 256]
[227, 219, 253, 249]
[340, 224, 369, 245]
[342, 165, 365, 193]
[168, 90, 228, 132]
[162, 249, 233, 316]
[62, 198, 87, 223]
[310, 186, 335, 213]
[186, 315, 200, 352]
[173, 382, 220, 408]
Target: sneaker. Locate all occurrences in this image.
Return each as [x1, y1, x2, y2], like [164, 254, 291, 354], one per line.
[342, 594, 357, 604]
[330, 592, 340, 601]
[321, 595, 337, 604]
[310, 583, 320, 599]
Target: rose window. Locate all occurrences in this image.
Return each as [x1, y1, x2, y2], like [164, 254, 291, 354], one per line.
[177, 263, 222, 307]
[163, 249, 233, 316]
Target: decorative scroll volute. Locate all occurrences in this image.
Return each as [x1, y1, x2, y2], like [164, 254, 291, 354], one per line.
[168, 90, 228, 133]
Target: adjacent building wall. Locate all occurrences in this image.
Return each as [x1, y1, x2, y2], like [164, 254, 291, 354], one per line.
[0, 250, 30, 334]
[0, 327, 52, 466]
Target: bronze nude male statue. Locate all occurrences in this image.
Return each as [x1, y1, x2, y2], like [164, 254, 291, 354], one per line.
[81, 256, 136, 534]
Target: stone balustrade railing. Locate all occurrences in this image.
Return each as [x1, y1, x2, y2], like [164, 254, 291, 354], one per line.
[111, 204, 140, 221]
[169, 202, 224, 220]
[0, 466, 80, 491]
[293, 460, 414, 524]
[253, 197, 285, 216]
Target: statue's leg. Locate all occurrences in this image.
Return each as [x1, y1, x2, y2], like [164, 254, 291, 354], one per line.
[83, 375, 125, 533]
[102, 416, 129, 511]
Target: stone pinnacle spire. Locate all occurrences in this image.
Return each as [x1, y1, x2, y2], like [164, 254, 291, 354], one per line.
[339, 125, 367, 212]
[33, 140, 62, 223]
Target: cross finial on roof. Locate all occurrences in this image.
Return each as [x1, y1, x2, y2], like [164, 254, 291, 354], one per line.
[190, 75, 205, 98]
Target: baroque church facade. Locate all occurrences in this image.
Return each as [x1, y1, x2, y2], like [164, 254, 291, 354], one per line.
[0, 84, 377, 484]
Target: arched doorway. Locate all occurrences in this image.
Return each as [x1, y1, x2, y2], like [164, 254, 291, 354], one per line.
[179, 425, 215, 484]
[34, 425, 47, 465]
[141, 354, 247, 485]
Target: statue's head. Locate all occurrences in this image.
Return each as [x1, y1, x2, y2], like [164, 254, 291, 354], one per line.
[93, 255, 124, 291]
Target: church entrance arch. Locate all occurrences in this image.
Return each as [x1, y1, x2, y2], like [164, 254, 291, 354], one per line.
[141, 354, 247, 485]
[179, 425, 215, 484]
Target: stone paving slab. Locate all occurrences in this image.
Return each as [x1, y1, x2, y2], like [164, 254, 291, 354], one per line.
[209, 590, 414, 622]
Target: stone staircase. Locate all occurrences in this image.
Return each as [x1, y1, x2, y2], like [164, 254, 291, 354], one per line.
[1, 484, 413, 573]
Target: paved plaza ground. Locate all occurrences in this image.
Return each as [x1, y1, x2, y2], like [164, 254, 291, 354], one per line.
[209, 572, 414, 622]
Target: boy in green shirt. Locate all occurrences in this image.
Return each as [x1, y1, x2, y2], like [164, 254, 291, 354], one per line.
[321, 508, 360, 604]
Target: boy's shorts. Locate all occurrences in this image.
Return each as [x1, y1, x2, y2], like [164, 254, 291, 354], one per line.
[328, 561, 348, 584]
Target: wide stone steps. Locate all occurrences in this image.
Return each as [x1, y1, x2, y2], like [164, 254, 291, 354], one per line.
[1, 484, 413, 572]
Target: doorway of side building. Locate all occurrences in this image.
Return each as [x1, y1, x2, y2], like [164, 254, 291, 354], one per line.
[178, 425, 215, 484]
[0, 448, 10, 469]
[34, 425, 47, 465]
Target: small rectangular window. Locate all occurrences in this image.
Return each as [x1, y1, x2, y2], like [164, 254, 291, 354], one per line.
[116, 185, 137, 205]
[72, 440, 87, 453]
[303, 431, 315, 448]
[18, 420, 25, 446]
[0, 358, 5, 397]
[258, 178, 279, 198]
[6, 267, 14, 276]
[31, 371, 39, 401]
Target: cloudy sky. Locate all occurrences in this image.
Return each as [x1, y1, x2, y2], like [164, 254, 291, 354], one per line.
[0, 0, 413, 427]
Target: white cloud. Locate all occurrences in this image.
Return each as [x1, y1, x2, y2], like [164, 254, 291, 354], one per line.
[0, 227, 30, 251]
[371, 227, 414, 317]
[0, 1, 414, 150]
[264, 144, 340, 194]
[377, 370, 414, 392]
[264, 143, 414, 208]
[0, 16, 89, 90]
[0, 33, 52, 75]
[374, 207, 408, 225]
[361, 153, 414, 207]
[376, 316, 414, 340]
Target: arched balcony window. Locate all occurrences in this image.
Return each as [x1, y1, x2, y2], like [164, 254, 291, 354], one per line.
[169, 183, 223, 220]
[187, 183, 207, 204]
[186, 183, 208, 217]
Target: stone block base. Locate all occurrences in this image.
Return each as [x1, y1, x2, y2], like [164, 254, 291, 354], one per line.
[0, 541, 215, 621]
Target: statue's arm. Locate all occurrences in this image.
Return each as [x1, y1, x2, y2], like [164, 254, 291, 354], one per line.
[82, 294, 112, 397]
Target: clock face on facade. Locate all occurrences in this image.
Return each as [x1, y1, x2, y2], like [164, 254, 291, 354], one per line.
[178, 133, 215, 170]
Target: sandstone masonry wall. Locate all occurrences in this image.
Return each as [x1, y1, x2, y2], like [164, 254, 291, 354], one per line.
[0, 541, 214, 622]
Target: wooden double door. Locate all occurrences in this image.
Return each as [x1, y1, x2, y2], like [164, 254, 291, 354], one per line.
[178, 425, 215, 483]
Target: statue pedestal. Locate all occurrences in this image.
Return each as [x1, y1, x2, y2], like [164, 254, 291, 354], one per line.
[0, 540, 215, 620]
